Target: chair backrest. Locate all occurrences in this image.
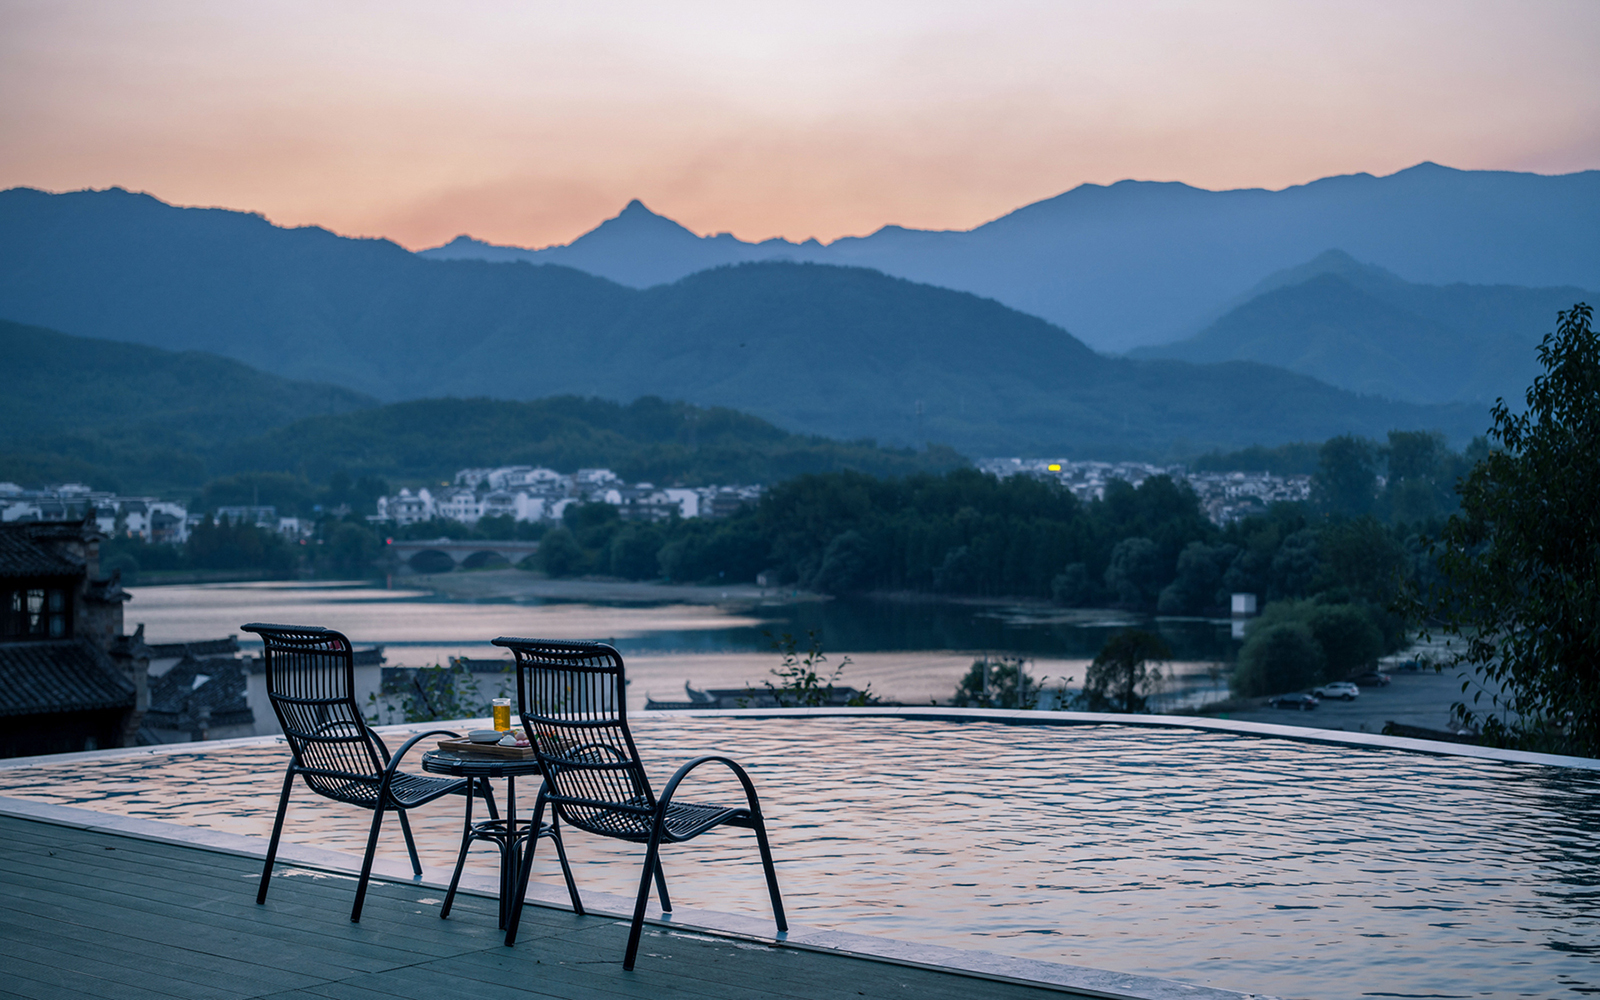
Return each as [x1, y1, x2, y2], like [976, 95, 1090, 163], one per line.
[243, 623, 384, 802]
[493, 637, 656, 839]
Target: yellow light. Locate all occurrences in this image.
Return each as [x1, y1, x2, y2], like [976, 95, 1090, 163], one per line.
[1047, 464, 1061, 472]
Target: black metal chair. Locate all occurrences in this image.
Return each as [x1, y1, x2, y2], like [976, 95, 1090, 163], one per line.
[243, 622, 497, 922]
[495, 637, 787, 970]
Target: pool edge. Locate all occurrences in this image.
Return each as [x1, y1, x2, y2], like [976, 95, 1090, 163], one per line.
[1, 709, 1591, 773]
[639, 706, 1600, 770]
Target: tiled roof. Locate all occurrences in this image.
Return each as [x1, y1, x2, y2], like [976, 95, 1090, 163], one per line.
[146, 654, 252, 730]
[0, 529, 81, 579]
[148, 637, 240, 659]
[0, 640, 136, 717]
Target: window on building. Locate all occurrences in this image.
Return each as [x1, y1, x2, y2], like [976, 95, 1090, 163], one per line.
[2, 585, 71, 639]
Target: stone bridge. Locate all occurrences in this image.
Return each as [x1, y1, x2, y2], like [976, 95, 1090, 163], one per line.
[386, 538, 540, 573]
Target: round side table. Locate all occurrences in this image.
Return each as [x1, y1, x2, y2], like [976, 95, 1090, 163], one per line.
[421, 747, 581, 926]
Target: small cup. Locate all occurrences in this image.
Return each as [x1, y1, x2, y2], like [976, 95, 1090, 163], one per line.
[492, 698, 512, 732]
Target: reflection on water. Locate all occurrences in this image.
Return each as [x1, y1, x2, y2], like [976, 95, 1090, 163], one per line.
[127, 581, 1239, 664]
[2, 717, 1594, 999]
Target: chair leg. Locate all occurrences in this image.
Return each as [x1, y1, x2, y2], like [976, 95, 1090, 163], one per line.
[352, 805, 387, 923]
[653, 859, 672, 914]
[623, 829, 665, 971]
[479, 777, 500, 820]
[547, 816, 584, 915]
[257, 766, 296, 905]
[502, 793, 547, 947]
[442, 784, 476, 919]
[397, 808, 423, 876]
[751, 815, 787, 933]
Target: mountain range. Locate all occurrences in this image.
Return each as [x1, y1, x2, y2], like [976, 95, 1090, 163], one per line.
[419, 163, 1600, 353]
[0, 186, 1487, 459]
[1130, 250, 1594, 405]
[0, 317, 374, 490]
[0, 319, 967, 492]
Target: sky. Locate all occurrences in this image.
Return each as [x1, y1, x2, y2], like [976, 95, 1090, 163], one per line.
[2, 0, 1598, 250]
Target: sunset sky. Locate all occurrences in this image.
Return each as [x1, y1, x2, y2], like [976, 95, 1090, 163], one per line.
[3, 1, 1597, 250]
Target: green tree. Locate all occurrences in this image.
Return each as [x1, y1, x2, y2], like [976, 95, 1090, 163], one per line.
[1304, 604, 1384, 680]
[1082, 628, 1171, 712]
[1051, 562, 1091, 605]
[1380, 431, 1454, 524]
[811, 530, 871, 593]
[1421, 303, 1600, 754]
[609, 523, 666, 579]
[186, 514, 296, 574]
[1104, 536, 1163, 608]
[1233, 621, 1325, 697]
[538, 528, 585, 577]
[200, 472, 318, 517]
[1314, 517, 1405, 603]
[1269, 528, 1320, 598]
[324, 521, 380, 578]
[1158, 541, 1235, 615]
[1312, 435, 1378, 517]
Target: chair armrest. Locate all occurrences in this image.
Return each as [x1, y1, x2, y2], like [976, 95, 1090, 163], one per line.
[380, 728, 464, 783]
[657, 755, 765, 817]
[367, 727, 392, 765]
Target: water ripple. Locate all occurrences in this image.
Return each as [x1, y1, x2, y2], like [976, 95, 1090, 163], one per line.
[0, 718, 1595, 999]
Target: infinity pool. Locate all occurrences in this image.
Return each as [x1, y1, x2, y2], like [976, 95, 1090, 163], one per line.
[1, 716, 1595, 1000]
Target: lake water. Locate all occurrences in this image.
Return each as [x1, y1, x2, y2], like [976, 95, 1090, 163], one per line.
[4, 716, 1594, 999]
[125, 579, 1239, 713]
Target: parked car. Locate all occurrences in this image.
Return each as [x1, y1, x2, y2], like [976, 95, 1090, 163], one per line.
[1267, 692, 1320, 711]
[1313, 681, 1360, 700]
[1351, 671, 1391, 687]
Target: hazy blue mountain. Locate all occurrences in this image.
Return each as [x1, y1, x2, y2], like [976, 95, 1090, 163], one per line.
[0, 318, 378, 491]
[419, 163, 1600, 352]
[1132, 250, 1593, 404]
[0, 318, 376, 443]
[423, 199, 823, 287]
[0, 186, 1488, 457]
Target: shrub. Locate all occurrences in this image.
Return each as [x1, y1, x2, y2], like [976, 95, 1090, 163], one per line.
[951, 656, 1043, 709]
[538, 528, 584, 577]
[1082, 628, 1171, 712]
[1233, 621, 1326, 697]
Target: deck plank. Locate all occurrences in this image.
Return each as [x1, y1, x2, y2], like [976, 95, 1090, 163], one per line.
[0, 934, 243, 1000]
[0, 823, 567, 950]
[0, 814, 1097, 1000]
[0, 911, 325, 995]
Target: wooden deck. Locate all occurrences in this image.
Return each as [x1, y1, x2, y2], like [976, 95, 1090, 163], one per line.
[0, 813, 1097, 1000]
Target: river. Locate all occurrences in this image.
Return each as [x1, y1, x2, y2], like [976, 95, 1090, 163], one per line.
[125, 570, 1240, 711]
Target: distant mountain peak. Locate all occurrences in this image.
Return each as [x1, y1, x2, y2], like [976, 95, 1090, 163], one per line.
[1172, 249, 1407, 336]
[583, 199, 700, 242]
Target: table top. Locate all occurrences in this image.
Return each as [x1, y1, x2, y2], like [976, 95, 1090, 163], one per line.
[420, 747, 543, 778]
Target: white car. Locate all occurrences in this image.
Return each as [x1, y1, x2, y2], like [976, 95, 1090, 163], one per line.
[1313, 681, 1360, 701]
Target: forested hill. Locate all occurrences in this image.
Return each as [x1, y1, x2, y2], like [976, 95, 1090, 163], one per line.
[226, 396, 969, 487]
[1132, 250, 1595, 406]
[0, 320, 965, 491]
[0, 318, 376, 489]
[0, 186, 1487, 456]
[0, 319, 376, 440]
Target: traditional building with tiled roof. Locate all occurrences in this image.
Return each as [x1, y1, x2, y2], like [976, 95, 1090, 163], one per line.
[0, 519, 149, 757]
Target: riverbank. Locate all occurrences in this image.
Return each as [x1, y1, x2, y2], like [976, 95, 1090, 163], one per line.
[398, 568, 827, 606]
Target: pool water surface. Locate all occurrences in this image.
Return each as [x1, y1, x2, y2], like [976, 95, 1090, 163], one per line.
[1, 716, 1594, 1000]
